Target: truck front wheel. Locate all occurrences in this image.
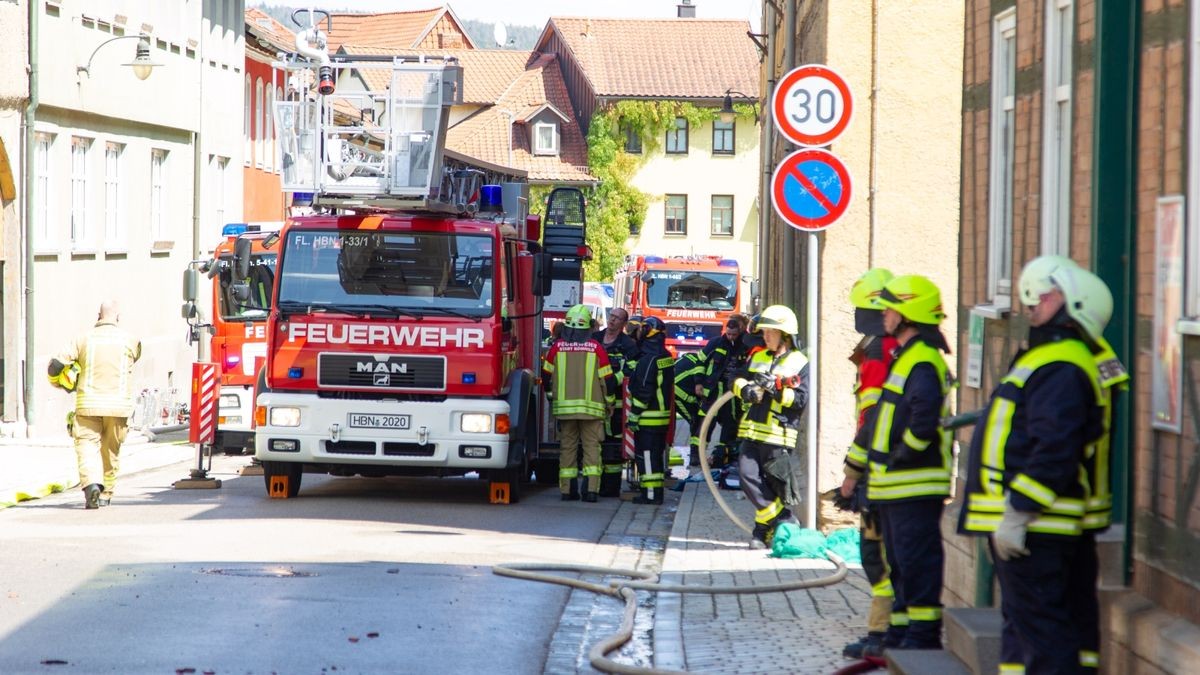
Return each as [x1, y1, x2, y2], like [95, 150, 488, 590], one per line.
[262, 461, 302, 498]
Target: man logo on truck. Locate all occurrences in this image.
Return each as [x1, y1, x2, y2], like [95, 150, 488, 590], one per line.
[357, 361, 410, 374]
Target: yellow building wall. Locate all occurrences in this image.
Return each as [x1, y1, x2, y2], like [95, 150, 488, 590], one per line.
[781, 1, 965, 491]
[626, 116, 760, 309]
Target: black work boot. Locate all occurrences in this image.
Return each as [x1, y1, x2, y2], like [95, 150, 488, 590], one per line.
[582, 492, 598, 503]
[632, 489, 663, 505]
[843, 632, 885, 659]
[83, 483, 102, 510]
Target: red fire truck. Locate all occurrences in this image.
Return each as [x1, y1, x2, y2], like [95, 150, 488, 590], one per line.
[200, 223, 279, 454]
[242, 18, 585, 502]
[612, 254, 743, 354]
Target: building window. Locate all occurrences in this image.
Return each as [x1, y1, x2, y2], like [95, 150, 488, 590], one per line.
[1187, 0, 1200, 317]
[151, 149, 168, 241]
[533, 121, 558, 155]
[1041, 0, 1073, 256]
[711, 195, 733, 236]
[33, 132, 54, 251]
[265, 86, 275, 172]
[986, 9, 1017, 310]
[244, 75, 252, 165]
[665, 194, 687, 235]
[623, 123, 642, 154]
[255, 78, 265, 168]
[665, 117, 688, 154]
[104, 142, 124, 250]
[70, 137, 92, 250]
[713, 120, 735, 155]
[210, 154, 228, 231]
[275, 85, 284, 173]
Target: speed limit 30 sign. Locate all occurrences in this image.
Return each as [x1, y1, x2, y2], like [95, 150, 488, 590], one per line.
[772, 64, 854, 147]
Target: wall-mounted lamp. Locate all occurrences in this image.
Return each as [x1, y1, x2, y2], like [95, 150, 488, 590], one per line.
[77, 34, 162, 81]
[720, 89, 759, 124]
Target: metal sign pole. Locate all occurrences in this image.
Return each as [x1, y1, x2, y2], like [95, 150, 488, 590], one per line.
[806, 232, 819, 529]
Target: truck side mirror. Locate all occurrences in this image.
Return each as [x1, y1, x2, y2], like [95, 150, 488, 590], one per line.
[183, 268, 199, 302]
[233, 238, 252, 282]
[231, 282, 251, 303]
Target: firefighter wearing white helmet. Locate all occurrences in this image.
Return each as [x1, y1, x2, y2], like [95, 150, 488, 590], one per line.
[958, 260, 1120, 673]
[729, 304, 809, 549]
[542, 304, 618, 502]
[843, 274, 953, 653]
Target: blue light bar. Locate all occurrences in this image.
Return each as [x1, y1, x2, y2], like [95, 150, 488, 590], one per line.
[718, 258, 739, 268]
[644, 256, 665, 264]
[462, 372, 477, 384]
[292, 192, 314, 207]
[288, 367, 303, 379]
[222, 223, 248, 237]
[479, 185, 502, 212]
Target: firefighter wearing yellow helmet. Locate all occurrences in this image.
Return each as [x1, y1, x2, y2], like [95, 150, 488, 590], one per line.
[729, 304, 809, 549]
[843, 275, 953, 652]
[958, 258, 1124, 673]
[542, 304, 617, 502]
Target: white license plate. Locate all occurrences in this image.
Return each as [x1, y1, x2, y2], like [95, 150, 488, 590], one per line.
[347, 413, 411, 429]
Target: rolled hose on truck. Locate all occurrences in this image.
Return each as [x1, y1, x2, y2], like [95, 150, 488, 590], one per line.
[493, 391, 857, 675]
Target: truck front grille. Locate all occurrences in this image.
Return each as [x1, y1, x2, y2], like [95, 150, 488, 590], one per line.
[317, 353, 445, 390]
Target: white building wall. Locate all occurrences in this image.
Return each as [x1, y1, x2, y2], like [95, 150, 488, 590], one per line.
[627, 115, 760, 310]
[26, 0, 244, 435]
[0, 0, 29, 425]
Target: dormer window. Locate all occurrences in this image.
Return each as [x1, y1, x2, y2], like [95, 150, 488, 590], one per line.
[533, 121, 559, 156]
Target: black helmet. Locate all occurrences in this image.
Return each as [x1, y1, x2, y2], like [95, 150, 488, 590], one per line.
[641, 316, 666, 341]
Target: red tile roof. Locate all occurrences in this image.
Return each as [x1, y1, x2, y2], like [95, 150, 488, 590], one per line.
[541, 17, 758, 99]
[338, 46, 532, 105]
[245, 8, 296, 53]
[325, 7, 476, 52]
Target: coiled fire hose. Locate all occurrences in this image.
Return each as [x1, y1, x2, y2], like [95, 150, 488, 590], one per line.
[493, 390, 849, 675]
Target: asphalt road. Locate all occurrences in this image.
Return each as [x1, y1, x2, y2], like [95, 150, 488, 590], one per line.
[0, 450, 620, 674]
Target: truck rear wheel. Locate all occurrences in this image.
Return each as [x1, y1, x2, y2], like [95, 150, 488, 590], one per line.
[262, 461, 302, 498]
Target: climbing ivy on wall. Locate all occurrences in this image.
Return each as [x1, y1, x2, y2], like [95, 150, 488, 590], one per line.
[579, 99, 758, 281]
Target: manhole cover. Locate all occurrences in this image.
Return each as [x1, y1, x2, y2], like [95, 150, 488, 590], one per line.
[200, 567, 316, 578]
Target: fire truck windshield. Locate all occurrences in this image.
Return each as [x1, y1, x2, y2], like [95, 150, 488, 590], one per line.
[219, 253, 277, 321]
[277, 230, 495, 317]
[645, 271, 736, 310]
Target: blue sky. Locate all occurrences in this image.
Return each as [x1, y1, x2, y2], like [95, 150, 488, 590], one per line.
[260, 1, 762, 29]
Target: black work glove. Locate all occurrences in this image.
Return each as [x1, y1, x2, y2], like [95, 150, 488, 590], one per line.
[833, 490, 854, 511]
[740, 384, 764, 404]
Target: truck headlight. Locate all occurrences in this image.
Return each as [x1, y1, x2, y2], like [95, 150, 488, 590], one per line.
[269, 407, 301, 427]
[220, 393, 241, 408]
[461, 413, 492, 433]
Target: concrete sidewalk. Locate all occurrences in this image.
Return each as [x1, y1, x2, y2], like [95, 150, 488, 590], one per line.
[0, 432, 198, 509]
[655, 478, 873, 674]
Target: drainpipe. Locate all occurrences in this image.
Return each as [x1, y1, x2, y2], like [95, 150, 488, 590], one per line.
[868, 0, 879, 267]
[22, 0, 39, 429]
[780, 0, 797, 308]
[758, 1, 776, 309]
[192, 8, 208, 362]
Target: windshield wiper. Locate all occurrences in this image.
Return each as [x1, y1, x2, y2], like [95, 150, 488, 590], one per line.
[276, 300, 330, 316]
[418, 306, 484, 322]
[327, 303, 424, 319]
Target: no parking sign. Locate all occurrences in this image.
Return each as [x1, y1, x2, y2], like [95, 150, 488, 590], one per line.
[770, 148, 852, 232]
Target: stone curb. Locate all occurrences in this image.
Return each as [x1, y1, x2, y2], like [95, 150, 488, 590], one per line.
[652, 482, 696, 672]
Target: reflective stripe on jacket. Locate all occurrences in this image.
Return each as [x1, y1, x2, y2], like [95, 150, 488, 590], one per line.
[959, 338, 1104, 537]
[865, 338, 953, 503]
[57, 321, 142, 417]
[629, 346, 675, 427]
[732, 348, 809, 447]
[542, 340, 616, 419]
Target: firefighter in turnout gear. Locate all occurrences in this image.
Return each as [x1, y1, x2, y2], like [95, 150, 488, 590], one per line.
[627, 317, 675, 504]
[48, 300, 142, 509]
[957, 257, 1122, 673]
[731, 305, 809, 549]
[673, 349, 709, 466]
[592, 308, 639, 494]
[542, 304, 617, 502]
[701, 314, 751, 468]
[838, 268, 898, 659]
[845, 275, 953, 652]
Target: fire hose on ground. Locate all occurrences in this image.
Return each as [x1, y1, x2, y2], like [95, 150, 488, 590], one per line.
[493, 390, 851, 675]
